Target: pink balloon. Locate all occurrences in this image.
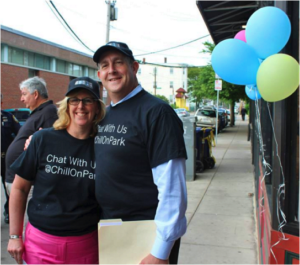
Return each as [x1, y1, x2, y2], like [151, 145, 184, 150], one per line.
[234, 30, 246, 42]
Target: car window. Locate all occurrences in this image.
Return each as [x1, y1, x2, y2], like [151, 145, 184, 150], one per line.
[197, 109, 216, 118]
[9, 111, 30, 121]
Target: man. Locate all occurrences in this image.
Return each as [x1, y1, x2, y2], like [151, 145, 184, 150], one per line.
[241, 107, 247, 121]
[1, 94, 21, 224]
[93, 42, 187, 264]
[5, 77, 58, 200]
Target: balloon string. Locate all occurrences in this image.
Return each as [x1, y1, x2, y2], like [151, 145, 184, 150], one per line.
[254, 91, 271, 218]
[249, 88, 288, 264]
[266, 103, 288, 264]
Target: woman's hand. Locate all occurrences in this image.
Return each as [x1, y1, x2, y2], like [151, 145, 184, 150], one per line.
[7, 238, 24, 264]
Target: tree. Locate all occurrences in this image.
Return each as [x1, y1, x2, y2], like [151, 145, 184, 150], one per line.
[155, 94, 169, 104]
[188, 41, 247, 126]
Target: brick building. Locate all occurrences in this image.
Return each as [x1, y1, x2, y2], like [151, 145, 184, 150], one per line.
[1, 25, 107, 109]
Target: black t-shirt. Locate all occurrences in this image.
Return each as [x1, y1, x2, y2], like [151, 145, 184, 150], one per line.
[10, 128, 100, 236]
[6, 100, 58, 183]
[95, 89, 187, 221]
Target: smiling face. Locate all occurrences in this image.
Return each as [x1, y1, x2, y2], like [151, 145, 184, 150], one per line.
[97, 50, 139, 103]
[67, 90, 99, 135]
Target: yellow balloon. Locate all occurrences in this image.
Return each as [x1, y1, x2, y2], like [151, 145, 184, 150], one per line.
[257, 53, 300, 102]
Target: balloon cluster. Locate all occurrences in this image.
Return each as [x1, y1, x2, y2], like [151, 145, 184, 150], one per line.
[211, 7, 300, 102]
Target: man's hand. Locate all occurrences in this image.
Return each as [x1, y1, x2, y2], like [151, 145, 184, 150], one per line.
[24, 135, 32, 150]
[24, 128, 43, 150]
[140, 254, 168, 264]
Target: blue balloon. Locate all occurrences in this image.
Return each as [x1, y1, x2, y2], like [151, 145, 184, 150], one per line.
[245, 85, 261, 100]
[246, 7, 291, 59]
[211, 39, 260, 85]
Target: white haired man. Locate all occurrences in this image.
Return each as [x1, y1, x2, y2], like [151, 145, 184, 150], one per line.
[5, 77, 58, 204]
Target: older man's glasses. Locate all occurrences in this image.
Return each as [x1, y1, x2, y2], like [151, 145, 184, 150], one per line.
[68, 97, 97, 106]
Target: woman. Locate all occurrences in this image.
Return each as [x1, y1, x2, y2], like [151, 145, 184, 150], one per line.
[7, 77, 105, 264]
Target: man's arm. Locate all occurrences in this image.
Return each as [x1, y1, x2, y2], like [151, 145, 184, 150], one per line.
[140, 158, 187, 264]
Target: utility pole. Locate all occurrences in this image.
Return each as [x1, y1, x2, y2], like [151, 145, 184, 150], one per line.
[105, 0, 111, 43]
[105, 0, 117, 43]
[153, 67, 157, 95]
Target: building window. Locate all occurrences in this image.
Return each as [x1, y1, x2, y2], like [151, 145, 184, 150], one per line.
[102, 87, 108, 105]
[138, 68, 141, 75]
[28, 69, 39, 77]
[73, 64, 82, 76]
[7, 47, 52, 70]
[24, 52, 34, 67]
[56, 59, 66, 73]
[4, 45, 97, 78]
[89, 68, 97, 79]
[170, 67, 174, 74]
[1, 45, 4, 62]
[8, 47, 24, 65]
[66, 62, 73, 75]
[183, 68, 185, 74]
[170, 81, 173, 88]
[34, 54, 50, 70]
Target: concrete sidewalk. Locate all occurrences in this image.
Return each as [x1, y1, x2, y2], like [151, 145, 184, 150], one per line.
[1, 116, 257, 264]
[179, 116, 258, 264]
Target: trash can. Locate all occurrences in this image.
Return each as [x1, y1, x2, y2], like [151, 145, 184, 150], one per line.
[195, 127, 216, 173]
[182, 116, 196, 181]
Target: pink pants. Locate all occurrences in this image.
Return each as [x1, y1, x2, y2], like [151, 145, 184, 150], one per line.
[23, 222, 98, 264]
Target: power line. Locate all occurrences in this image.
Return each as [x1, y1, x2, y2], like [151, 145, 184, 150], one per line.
[45, 0, 208, 68]
[134, 34, 210, 57]
[47, 0, 94, 53]
[137, 61, 204, 68]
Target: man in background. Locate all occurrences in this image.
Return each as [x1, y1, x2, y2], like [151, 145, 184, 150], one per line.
[241, 107, 247, 121]
[1, 94, 21, 224]
[5, 77, 58, 217]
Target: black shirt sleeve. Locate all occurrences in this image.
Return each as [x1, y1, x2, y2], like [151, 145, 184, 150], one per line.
[10, 133, 39, 181]
[147, 105, 187, 168]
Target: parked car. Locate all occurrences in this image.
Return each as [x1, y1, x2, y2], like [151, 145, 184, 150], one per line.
[195, 108, 221, 133]
[174, 108, 190, 118]
[4, 108, 31, 126]
[226, 109, 231, 121]
[218, 111, 227, 130]
[217, 108, 228, 127]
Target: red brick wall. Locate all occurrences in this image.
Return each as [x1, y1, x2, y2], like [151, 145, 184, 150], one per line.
[1, 64, 28, 108]
[1, 64, 106, 109]
[38, 71, 70, 106]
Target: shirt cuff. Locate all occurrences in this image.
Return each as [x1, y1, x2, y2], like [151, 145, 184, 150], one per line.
[150, 236, 175, 260]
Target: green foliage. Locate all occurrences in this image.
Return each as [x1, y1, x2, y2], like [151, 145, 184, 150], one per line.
[155, 94, 169, 104]
[170, 103, 176, 109]
[188, 42, 247, 105]
[245, 102, 250, 115]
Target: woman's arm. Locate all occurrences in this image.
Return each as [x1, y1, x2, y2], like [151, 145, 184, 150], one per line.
[7, 175, 32, 264]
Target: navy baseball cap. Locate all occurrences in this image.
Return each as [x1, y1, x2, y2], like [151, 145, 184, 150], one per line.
[93, 41, 135, 63]
[66, 77, 100, 99]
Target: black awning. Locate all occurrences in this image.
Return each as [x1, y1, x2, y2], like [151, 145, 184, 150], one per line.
[196, 1, 260, 44]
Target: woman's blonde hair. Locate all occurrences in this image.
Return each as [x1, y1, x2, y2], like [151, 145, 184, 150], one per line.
[53, 90, 106, 137]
